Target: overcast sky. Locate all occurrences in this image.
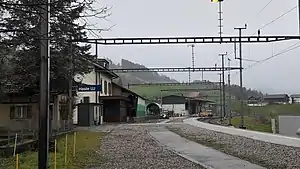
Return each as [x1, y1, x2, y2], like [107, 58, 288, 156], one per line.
[87, 0, 299, 94]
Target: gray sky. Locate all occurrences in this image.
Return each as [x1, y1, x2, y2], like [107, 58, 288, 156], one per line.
[88, 0, 299, 94]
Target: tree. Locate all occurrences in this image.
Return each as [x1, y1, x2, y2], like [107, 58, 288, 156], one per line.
[0, 0, 110, 92]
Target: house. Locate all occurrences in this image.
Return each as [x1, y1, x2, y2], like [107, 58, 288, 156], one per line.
[99, 82, 147, 122]
[290, 94, 300, 104]
[0, 91, 71, 132]
[247, 96, 264, 107]
[73, 58, 118, 125]
[263, 94, 290, 105]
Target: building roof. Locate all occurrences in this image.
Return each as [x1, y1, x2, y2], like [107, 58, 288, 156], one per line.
[112, 82, 147, 100]
[81, 57, 118, 78]
[146, 102, 162, 109]
[263, 94, 289, 99]
[186, 92, 202, 98]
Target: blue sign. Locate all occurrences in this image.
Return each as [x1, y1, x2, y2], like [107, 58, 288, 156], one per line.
[78, 85, 102, 92]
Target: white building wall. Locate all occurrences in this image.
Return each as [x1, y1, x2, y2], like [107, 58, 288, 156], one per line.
[162, 104, 188, 116]
[293, 98, 300, 104]
[137, 97, 145, 106]
[73, 69, 113, 124]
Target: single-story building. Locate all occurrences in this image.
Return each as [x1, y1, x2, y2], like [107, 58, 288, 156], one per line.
[263, 94, 290, 105]
[97, 82, 147, 123]
[290, 94, 300, 104]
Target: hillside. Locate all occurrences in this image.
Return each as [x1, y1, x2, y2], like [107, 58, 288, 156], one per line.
[130, 80, 263, 101]
[109, 59, 178, 86]
[107, 59, 263, 101]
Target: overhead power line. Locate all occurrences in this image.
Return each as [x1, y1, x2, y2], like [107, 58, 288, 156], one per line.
[230, 41, 300, 78]
[245, 41, 300, 70]
[259, 0, 276, 13]
[256, 5, 297, 33]
[226, 5, 297, 60]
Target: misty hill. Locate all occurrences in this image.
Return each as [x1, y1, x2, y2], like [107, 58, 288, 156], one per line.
[109, 59, 178, 86]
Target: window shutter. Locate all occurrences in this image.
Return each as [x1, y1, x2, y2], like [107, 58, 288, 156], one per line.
[27, 105, 33, 118]
[10, 106, 15, 119]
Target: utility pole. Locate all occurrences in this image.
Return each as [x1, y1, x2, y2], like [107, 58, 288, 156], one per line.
[38, 0, 50, 168]
[219, 73, 222, 119]
[298, 0, 300, 35]
[95, 40, 99, 125]
[68, 35, 73, 131]
[234, 24, 247, 129]
[219, 52, 227, 121]
[228, 58, 232, 126]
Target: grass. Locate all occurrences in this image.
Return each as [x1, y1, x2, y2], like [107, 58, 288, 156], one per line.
[230, 104, 300, 133]
[0, 130, 104, 169]
[231, 116, 272, 133]
[131, 85, 221, 101]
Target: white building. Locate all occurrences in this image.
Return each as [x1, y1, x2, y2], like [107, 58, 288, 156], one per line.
[73, 59, 118, 124]
[290, 94, 300, 104]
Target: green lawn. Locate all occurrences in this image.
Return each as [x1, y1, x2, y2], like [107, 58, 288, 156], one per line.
[0, 131, 104, 169]
[230, 104, 300, 133]
[231, 116, 272, 133]
[130, 85, 221, 101]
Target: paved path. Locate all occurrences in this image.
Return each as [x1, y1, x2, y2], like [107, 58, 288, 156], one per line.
[150, 128, 265, 169]
[184, 118, 300, 148]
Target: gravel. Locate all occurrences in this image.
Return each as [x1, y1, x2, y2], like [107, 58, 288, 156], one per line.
[95, 125, 205, 169]
[167, 123, 300, 169]
[166, 117, 187, 123]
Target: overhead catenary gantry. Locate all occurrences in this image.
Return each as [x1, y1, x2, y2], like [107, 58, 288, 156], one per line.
[103, 67, 240, 73]
[73, 35, 300, 45]
[128, 81, 220, 87]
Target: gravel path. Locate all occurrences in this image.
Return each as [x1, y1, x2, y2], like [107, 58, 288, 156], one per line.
[167, 123, 300, 169]
[96, 125, 205, 169]
[166, 117, 187, 123]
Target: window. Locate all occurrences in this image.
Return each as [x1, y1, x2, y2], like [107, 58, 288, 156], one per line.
[108, 82, 112, 95]
[83, 97, 90, 103]
[59, 104, 68, 120]
[100, 78, 103, 93]
[10, 105, 32, 119]
[104, 80, 107, 95]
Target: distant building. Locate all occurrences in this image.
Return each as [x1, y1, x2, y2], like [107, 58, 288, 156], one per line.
[290, 94, 300, 104]
[162, 95, 189, 116]
[247, 96, 264, 107]
[263, 94, 289, 105]
[161, 94, 214, 116]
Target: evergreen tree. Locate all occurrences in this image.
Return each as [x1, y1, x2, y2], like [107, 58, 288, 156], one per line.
[0, 0, 109, 92]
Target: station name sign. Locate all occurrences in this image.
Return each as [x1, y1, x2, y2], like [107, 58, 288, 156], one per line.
[78, 84, 101, 92]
